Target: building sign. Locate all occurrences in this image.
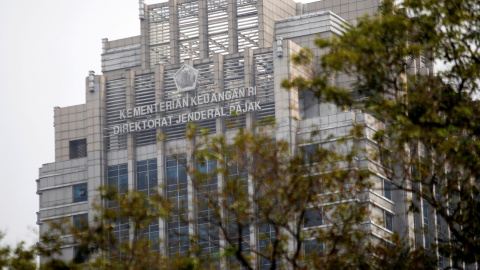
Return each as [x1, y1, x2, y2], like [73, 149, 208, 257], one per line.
[112, 65, 263, 135]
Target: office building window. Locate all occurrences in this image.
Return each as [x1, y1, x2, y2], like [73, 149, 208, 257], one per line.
[73, 183, 88, 202]
[73, 245, 89, 263]
[69, 139, 87, 159]
[141, 219, 160, 251]
[383, 179, 392, 200]
[107, 164, 130, 245]
[107, 164, 128, 208]
[385, 212, 393, 231]
[113, 218, 130, 244]
[304, 208, 323, 228]
[107, 164, 128, 194]
[73, 214, 88, 230]
[136, 159, 158, 195]
[304, 239, 324, 257]
[257, 221, 276, 270]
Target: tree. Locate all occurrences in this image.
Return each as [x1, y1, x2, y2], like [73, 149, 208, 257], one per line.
[37, 122, 436, 270]
[38, 188, 177, 270]
[283, 0, 480, 267]
[0, 231, 37, 270]
[179, 124, 436, 270]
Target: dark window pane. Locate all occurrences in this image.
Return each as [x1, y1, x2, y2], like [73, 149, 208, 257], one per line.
[304, 208, 322, 228]
[384, 179, 392, 200]
[137, 165, 147, 172]
[385, 212, 393, 231]
[120, 167, 128, 175]
[137, 172, 148, 190]
[73, 214, 88, 230]
[178, 165, 188, 184]
[149, 170, 158, 188]
[108, 177, 117, 188]
[119, 175, 128, 194]
[108, 170, 118, 177]
[166, 157, 177, 167]
[148, 161, 157, 170]
[304, 239, 323, 256]
[69, 139, 87, 159]
[167, 167, 178, 185]
[73, 245, 89, 263]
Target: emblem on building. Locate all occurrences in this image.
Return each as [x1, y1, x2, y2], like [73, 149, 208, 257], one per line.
[173, 64, 199, 92]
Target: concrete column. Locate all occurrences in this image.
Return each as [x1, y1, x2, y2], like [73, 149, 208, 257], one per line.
[169, 0, 180, 64]
[243, 48, 254, 130]
[228, 0, 238, 54]
[213, 53, 225, 134]
[125, 70, 137, 192]
[155, 64, 167, 255]
[198, 0, 209, 59]
[124, 70, 137, 250]
[85, 73, 107, 225]
[140, 4, 150, 69]
[240, 48, 258, 269]
[213, 52, 227, 268]
[274, 40, 300, 152]
[181, 59, 197, 242]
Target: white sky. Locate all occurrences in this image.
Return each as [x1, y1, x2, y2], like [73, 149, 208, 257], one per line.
[0, 0, 152, 247]
[0, 0, 314, 248]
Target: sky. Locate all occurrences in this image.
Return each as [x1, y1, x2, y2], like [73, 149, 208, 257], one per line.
[0, 0, 317, 247]
[0, 0, 156, 247]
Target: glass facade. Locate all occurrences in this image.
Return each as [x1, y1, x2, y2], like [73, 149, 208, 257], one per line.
[107, 164, 128, 208]
[107, 164, 129, 246]
[137, 159, 160, 250]
[166, 155, 189, 257]
[226, 154, 250, 269]
[196, 158, 219, 259]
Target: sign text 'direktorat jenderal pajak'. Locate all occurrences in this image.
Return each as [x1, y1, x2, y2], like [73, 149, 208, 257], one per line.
[112, 86, 262, 135]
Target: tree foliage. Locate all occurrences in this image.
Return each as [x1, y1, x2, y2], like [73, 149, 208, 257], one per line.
[38, 188, 175, 270]
[283, 0, 480, 267]
[181, 124, 436, 270]
[36, 122, 436, 270]
[0, 232, 36, 270]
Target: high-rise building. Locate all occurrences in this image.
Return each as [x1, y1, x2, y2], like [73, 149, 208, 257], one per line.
[37, 0, 443, 267]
